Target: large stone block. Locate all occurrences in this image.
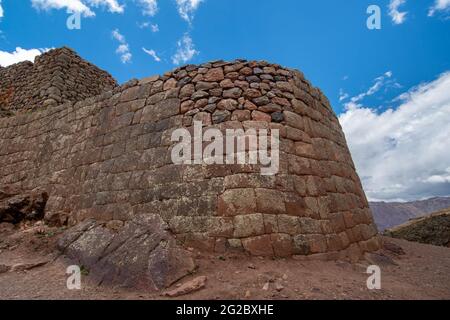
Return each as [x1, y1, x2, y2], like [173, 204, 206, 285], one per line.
[217, 189, 256, 216]
[242, 235, 274, 256]
[233, 213, 265, 238]
[141, 98, 180, 122]
[255, 188, 286, 214]
[271, 233, 294, 257]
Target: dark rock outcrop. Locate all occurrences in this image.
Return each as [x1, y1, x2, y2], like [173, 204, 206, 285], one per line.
[0, 188, 48, 224]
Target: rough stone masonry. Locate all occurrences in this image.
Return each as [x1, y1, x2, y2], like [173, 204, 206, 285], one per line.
[0, 48, 381, 270]
[0, 47, 117, 116]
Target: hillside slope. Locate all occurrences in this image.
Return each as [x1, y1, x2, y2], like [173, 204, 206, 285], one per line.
[370, 197, 450, 230]
[384, 208, 450, 247]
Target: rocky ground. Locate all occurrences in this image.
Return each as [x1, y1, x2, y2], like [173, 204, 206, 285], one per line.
[0, 222, 449, 300]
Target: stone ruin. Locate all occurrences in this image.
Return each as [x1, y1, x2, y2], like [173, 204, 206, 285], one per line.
[0, 47, 117, 116]
[0, 48, 381, 290]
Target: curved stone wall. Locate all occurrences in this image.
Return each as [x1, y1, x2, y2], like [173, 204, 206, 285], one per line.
[0, 58, 380, 260]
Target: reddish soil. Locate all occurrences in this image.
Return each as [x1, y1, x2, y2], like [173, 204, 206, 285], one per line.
[0, 222, 449, 300]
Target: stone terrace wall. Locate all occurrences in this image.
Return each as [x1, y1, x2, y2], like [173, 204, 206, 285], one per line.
[0, 47, 117, 115]
[0, 59, 380, 260]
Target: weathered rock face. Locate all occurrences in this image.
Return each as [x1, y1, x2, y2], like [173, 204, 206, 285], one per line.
[0, 187, 48, 224]
[57, 214, 196, 290]
[0, 51, 381, 261]
[0, 47, 117, 115]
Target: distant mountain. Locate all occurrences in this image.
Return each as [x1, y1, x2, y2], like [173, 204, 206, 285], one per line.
[370, 197, 450, 231]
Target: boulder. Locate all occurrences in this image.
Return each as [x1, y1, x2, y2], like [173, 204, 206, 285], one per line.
[57, 214, 196, 291]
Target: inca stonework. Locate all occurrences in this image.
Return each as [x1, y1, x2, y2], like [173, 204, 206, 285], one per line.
[0, 48, 380, 262]
[0, 47, 117, 116]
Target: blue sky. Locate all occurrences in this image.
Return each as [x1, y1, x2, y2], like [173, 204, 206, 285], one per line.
[0, 0, 450, 201]
[0, 0, 448, 112]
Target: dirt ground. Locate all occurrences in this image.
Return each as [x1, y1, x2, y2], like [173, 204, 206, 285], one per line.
[0, 222, 449, 300]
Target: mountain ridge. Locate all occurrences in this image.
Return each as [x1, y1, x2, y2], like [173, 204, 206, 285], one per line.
[370, 196, 450, 231]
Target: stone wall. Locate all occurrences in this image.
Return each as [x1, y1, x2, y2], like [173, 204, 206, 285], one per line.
[0, 47, 117, 115]
[0, 58, 380, 260]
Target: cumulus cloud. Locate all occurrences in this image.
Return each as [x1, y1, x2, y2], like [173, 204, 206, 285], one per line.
[389, 0, 407, 24]
[31, 0, 124, 17]
[0, 47, 52, 67]
[339, 72, 450, 201]
[137, 0, 158, 16]
[428, 0, 450, 16]
[171, 33, 198, 65]
[87, 0, 124, 13]
[31, 0, 94, 17]
[0, 0, 4, 19]
[142, 47, 161, 62]
[112, 29, 132, 63]
[176, 0, 203, 23]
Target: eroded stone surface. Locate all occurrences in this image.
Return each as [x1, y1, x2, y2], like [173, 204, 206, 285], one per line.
[57, 214, 196, 291]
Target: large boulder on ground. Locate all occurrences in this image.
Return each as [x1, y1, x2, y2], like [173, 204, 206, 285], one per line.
[384, 208, 450, 247]
[0, 188, 48, 224]
[57, 214, 196, 291]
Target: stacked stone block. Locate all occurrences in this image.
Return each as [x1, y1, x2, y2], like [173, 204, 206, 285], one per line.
[0, 52, 380, 261]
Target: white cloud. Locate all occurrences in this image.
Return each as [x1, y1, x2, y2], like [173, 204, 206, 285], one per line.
[0, 0, 4, 19]
[86, 0, 124, 13]
[142, 47, 161, 62]
[112, 29, 132, 63]
[138, 21, 149, 28]
[31, 0, 95, 17]
[0, 47, 52, 67]
[176, 0, 203, 23]
[112, 28, 125, 42]
[139, 22, 159, 32]
[339, 72, 450, 201]
[339, 89, 349, 102]
[344, 71, 395, 105]
[151, 23, 159, 32]
[119, 52, 132, 63]
[116, 44, 129, 54]
[424, 168, 450, 184]
[31, 0, 124, 17]
[171, 33, 198, 65]
[137, 0, 158, 16]
[428, 0, 450, 16]
[389, 0, 407, 24]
